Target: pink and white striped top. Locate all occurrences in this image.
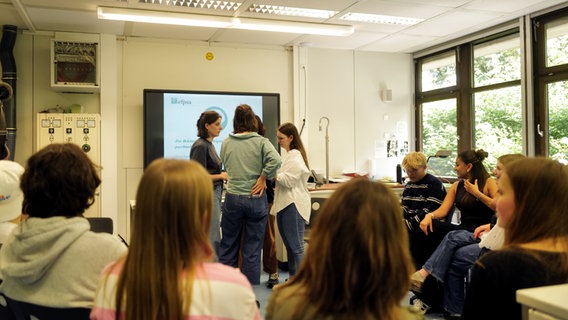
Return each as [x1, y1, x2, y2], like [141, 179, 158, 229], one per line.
[90, 261, 261, 320]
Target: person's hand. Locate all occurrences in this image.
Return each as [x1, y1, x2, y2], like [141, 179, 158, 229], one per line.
[473, 223, 491, 239]
[420, 214, 434, 235]
[251, 176, 267, 196]
[464, 179, 480, 197]
[220, 171, 228, 181]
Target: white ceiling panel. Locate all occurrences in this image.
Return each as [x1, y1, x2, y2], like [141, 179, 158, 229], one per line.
[0, 0, 564, 53]
[359, 34, 441, 53]
[465, 0, 560, 14]
[404, 10, 503, 37]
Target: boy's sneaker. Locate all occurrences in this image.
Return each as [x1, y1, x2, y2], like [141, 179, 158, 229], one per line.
[267, 273, 279, 288]
[409, 297, 430, 315]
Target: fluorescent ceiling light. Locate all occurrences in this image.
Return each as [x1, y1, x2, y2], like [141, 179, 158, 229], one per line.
[98, 7, 233, 28]
[97, 6, 354, 36]
[139, 0, 241, 11]
[247, 4, 336, 19]
[340, 12, 423, 26]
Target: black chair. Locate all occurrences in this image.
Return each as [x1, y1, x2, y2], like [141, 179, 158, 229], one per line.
[2, 294, 90, 320]
[86, 217, 113, 234]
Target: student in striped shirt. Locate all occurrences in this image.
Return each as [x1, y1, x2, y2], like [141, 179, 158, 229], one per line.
[400, 152, 447, 268]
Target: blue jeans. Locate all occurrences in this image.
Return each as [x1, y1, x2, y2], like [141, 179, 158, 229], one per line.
[276, 203, 305, 276]
[209, 184, 223, 260]
[219, 193, 268, 285]
[444, 243, 481, 315]
[423, 230, 477, 282]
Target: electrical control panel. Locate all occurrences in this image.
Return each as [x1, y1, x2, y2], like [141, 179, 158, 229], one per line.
[36, 113, 101, 216]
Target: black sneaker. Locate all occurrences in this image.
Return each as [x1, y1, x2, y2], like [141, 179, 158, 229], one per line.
[267, 273, 279, 288]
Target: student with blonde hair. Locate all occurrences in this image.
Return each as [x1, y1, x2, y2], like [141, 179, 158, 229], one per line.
[400, 151, 446, 268]
[90, 159, 260, 320]
[266, 178, 423, 320]
[462, 158, 568, 320]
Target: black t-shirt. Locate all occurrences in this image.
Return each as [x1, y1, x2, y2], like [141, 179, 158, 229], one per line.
[462, 246, 568, 320]
[190, 138, 223, 187]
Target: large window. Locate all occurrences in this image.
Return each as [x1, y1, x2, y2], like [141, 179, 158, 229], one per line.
[535, 9, 568, 163]
[472, 34, 523, 166]
[415, 30, 522, 173]
[415, 6, 568, 168]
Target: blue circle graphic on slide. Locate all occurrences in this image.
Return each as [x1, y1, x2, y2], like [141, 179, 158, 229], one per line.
[206, 106, 228, 130]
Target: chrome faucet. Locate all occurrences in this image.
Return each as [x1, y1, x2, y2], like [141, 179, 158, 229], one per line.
[318, 116, 330, 184]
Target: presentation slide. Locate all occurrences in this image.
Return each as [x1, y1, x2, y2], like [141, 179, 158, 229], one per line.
[163, 93, 263, 159]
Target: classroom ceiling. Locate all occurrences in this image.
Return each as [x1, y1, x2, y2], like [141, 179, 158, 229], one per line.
[0, 0, 565, 53]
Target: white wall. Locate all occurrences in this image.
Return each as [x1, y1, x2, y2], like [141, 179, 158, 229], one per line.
[299, 48, 413, 180]
[7, 32, 412, 237]
[119, 38, 293, 237]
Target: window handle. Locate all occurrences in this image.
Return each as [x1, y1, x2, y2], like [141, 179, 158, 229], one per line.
[537, 124, 544, 137]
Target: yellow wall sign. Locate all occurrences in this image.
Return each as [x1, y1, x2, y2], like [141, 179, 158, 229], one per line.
[205, 52, 214, 61]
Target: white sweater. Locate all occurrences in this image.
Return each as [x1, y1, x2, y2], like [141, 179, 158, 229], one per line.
[271, 149, 311, 223]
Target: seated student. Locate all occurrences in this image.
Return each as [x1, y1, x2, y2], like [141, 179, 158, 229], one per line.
[400, 152, 447, 268]
[0, 143, 127, 308]
[266, 178, 423, 320]
[0, 160, 24, 245]
[413, 149, 497, 267]
[462, 158, 568, 320]
[411, 154, 525, 317]
[91, 159, 260, 320]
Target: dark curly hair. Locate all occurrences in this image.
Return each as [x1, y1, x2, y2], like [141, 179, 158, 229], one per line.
[21, 143, 101, 218]
[196, 111, 221, 139]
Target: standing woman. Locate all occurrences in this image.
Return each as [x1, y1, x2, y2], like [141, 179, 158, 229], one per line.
[219, 104, 281, 285]
[190, 110, 227, 257]
[271, 122, 311, 277]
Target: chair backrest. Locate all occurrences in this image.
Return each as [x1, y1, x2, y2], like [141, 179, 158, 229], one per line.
[86, 217, 113, 234]
[3, 295, 91, 320]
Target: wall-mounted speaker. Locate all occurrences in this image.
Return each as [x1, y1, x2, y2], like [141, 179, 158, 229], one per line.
[382, 89, 393, 102]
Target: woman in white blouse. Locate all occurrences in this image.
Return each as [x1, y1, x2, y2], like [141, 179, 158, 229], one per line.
[271, 122, 311, 277]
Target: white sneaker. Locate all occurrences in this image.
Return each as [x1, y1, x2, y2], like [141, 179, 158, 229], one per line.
[409, 298, 430, 315]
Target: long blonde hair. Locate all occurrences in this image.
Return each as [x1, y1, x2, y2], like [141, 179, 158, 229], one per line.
[279, 178, 413, 319]
[114, 159, 214, 320]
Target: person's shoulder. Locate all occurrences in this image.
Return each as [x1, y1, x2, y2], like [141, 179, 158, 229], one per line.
[485, 177, 498, 186]
[476, 247, 540, 270]
[200, 262, 253, 287]
[192, 137, 207, 146]
[288, 149, 302, 156]
[81, 231, 128, 253]
[423, 173, 443, 184]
